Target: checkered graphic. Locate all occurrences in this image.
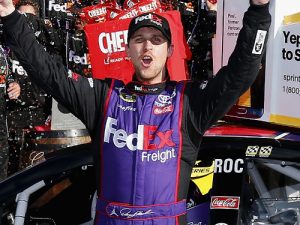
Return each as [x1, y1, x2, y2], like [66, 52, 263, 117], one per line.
[245, 146, 259, 157]
[259, 146, 272, 157]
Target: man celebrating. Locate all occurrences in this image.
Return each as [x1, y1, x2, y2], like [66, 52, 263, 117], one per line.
[0, 0, 271, 224]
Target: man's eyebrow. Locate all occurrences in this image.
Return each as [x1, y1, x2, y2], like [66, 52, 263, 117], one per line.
[153, 34, 165, 38]
[131, 34, 143, 38]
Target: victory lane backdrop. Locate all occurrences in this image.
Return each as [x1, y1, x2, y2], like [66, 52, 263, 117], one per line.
[84, 10, 191, 83]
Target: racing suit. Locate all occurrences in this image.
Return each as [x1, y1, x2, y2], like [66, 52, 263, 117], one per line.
[2, 3, 271, 225]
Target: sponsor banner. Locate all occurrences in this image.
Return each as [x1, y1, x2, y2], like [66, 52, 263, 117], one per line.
[84, 10, 191, 83]
[268, 20, 300, 127]
[214, 158, 244, 174]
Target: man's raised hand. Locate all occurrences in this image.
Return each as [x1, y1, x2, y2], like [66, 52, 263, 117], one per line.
[0, 0, 15, 17]
[251, 0, 270, 5]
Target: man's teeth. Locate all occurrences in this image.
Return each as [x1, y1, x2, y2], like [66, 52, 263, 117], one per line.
[143, 56, 152, 60]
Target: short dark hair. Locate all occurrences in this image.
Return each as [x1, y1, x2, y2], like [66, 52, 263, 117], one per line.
[15, 0, 40, 15]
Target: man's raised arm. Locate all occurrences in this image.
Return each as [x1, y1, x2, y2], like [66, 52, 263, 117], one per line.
[0, 0, 107, 134]
[186, 0, 271, 133]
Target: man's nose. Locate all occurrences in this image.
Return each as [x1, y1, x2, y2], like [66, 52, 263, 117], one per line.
[143, 40, 153, 51]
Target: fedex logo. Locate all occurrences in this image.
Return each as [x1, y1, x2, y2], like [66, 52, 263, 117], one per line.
[104, 117, 175, 151]
[48, 0, 66, 12]
[12, 60, 27, 76]
[69, 50, 88, 65]
[135, 14, 152, 24]
[98, 30, 128, 54]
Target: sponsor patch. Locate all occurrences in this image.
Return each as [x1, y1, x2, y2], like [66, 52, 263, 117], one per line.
[134, 85, 158, 93]
[120, 92, 137, 103]
[141, 148, 176, 163]
[117, 104, 136, 112]
[87, 78, 94, 88]
[259, 146, 272, 157]
[191, 160, 214, 177]
[246, 145, 273, 157]
[210, 196, 240, 210]
[153, 89, 176, 114]
[153, 105, 173, 115]
[116, 87, 137, 103]
[245, 145, 259, 157]
[104, 117, 175, 151]
[107, 206, 154, 219]
[199, 80, 208, 90]
[252, 30, 267, 55]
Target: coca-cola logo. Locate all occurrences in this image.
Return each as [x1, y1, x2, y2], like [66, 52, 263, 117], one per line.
[153, 105, 173, 115]
[210, 196, 240, 210]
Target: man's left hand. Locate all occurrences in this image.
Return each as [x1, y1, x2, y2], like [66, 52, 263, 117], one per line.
[251, 0, 270, 5]
[7, 82, 20, 100]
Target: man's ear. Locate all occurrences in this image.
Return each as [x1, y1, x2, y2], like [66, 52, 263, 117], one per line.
[167, 44, 174, 57]
[125, 44, 130, 58]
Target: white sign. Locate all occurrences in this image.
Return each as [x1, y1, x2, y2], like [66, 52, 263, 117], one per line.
[269, 21, 300, 126]
[51, 99, 86, 130]
[214, 0, 248, 72]
[215, 0, 300, 128]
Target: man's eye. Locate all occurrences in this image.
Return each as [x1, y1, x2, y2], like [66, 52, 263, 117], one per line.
[152, 37, 164, 44]
[134, 37, 144, 43]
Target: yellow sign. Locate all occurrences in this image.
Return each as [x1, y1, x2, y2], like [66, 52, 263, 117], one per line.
[283, 12, 300, 25]
[191, 160, 214, 195]
[270, 114, 300, 128]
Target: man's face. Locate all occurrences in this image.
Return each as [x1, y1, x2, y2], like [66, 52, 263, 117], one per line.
[18, 4, 37, 15]
[75, 17, 87, 30]
[126, 27, 173, 84]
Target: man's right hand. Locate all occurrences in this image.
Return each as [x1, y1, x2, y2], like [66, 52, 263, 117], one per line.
[0, 0, 15, 17]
